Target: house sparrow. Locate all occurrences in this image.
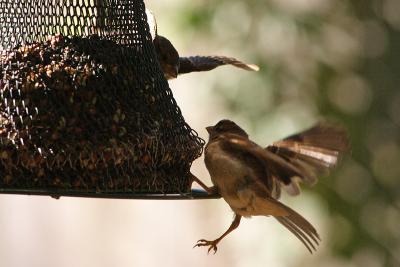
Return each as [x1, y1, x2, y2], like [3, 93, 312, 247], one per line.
[194, 120, 349, 254]
[153, 35, 180, 79]
[153, 35, 259, 80]
[146, 9, 259, 80]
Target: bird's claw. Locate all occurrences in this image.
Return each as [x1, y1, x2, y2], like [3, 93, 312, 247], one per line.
[193, 239, 218, 254]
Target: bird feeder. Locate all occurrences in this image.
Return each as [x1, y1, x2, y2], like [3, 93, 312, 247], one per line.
[0, 0, 209, 199]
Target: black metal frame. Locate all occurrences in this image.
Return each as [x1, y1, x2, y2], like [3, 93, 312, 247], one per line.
[0, 188, 221, 200]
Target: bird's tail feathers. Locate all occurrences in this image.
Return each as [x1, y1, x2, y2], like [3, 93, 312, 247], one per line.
[255, 196, 320, 253]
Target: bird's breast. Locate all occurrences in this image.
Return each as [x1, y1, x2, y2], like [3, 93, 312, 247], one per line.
[204, 141, 263, 216]
[205, 142, 248, 189]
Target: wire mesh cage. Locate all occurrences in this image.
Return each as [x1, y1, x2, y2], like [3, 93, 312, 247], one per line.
[0, 0, 205, 198]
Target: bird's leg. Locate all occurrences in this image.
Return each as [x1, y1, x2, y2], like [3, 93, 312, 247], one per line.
[194, 214, 242, 254]
[189, 173, 219, 195]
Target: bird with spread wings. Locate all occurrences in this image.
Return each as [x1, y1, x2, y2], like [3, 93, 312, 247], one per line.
[146, 9, 259, 80]
[193, 120, 349, 254]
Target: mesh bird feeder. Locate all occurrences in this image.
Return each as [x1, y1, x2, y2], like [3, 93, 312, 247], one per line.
[0, 0, 207, 199]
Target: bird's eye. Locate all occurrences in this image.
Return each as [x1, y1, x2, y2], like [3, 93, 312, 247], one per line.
[215, 124, 223, 131]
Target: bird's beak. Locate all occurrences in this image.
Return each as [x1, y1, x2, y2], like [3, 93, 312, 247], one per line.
[206, 126, 213, 134]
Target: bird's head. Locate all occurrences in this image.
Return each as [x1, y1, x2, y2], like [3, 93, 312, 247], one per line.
[206, 119, 249, 140]
[153, 35, 179, 79]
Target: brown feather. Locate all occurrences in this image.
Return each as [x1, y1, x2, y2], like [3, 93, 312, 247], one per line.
[270, 198, 320, 253]
[253, 195, 320, 253]
[219, 134, 305, 197]
[274, 123, 350, 152]
[178, 56, 259, 74]
[266, 123, 349, 195]
[275, 217, 317, 253]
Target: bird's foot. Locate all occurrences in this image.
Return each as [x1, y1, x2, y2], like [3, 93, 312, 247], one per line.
[193, 239, 219, 254]
[189, 173, 219, 196]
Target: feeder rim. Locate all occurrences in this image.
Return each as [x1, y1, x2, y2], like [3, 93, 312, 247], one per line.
[0, 188, 221, 200]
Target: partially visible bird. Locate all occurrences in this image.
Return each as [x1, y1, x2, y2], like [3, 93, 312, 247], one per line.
[152, 35, 180, 80]
[194, 119, 349, 254]
[146, 9, 259, 80]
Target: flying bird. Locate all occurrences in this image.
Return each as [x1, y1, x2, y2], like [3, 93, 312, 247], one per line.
[194, 120, 349, 254]
[146, 9, 259, 80]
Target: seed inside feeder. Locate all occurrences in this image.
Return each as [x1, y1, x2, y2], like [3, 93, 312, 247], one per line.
[0, 35, 204, 194]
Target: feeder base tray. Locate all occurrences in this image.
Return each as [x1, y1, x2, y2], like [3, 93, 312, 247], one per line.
[0, 188, 220, 200]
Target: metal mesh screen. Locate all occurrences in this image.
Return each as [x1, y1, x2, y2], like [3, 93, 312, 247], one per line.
[0, 0, 204, 196]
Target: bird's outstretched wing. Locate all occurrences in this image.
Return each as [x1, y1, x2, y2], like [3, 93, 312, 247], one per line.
[218, 133, 323, 253]
[146, 9, 259, 79]
[218, 133, 306, 197]
[178, 56, 259, 74]
[219, 123, 349, 197]
[266, 123, 350, 195]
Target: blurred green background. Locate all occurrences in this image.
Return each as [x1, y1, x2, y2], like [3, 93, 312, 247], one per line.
[151, 0, 400, 266]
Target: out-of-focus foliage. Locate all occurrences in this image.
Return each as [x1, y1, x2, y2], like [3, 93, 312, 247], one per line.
[154, 0, 400, 266]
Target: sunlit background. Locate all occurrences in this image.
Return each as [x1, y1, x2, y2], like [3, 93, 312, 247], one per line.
[1, 0, 400, 266]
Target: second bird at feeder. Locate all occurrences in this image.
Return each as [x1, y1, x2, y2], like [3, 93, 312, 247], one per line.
[146, 9, 259, 80]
